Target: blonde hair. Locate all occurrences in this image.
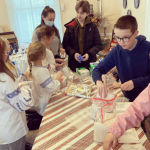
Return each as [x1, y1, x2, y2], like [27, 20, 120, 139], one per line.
[0, 38, 15, 82]
[1, 37, 16, 71]
[27, 41, 46, 80]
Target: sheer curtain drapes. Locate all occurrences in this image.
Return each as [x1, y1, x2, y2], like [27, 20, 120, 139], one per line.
[6, 0, 63, 44]
[145, 0, 150, 41]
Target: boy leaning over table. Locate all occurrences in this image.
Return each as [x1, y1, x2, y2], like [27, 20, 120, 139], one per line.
[92, 15, 150, 102]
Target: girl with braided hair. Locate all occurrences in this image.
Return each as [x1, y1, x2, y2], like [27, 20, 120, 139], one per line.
[27, 41, 61, 116]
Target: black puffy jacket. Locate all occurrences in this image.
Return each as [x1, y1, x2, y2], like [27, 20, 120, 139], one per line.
[63, 18, 102, 72]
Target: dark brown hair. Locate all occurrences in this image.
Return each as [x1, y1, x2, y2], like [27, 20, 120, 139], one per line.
[37, 25, 55, 41]
[27, 41, 46, 80]
[0, 38, 15, 82]
[75, 0, 90, 13]
[114, 15, 138, 33]
[36, 6, 60, 39]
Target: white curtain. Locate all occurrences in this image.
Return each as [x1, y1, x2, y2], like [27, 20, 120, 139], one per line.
[6, 0, 63, 45]
[145, 0, 150, 41]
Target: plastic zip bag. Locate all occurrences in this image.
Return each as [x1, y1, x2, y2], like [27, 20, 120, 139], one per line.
[90, 93, 117, 123]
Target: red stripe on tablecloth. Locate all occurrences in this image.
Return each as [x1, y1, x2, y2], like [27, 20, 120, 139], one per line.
[43, 86, 97, 119]
[47, 95, 70, 108]
[53, 124, 93, 150]
[34, 122, 70, 144]
[91, 144, 102, 150]
[138, 131, 144, 139]
[43, 97, 90, 120]
[143, 140, 150, 149]
[114, 143, 124, 150]
[48, 93, 66, 104]
[66, 130, 94, 150]
[44, 96, 86, 116]
[33, 126, 77, 150]
[143, 139, 149, 146]
[37, 101, 91, 136]
[145, 143, 150, 149]
[135, 127, 140, 131]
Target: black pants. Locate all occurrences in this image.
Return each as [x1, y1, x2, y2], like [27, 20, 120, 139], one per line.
[26, 110, 43, 130]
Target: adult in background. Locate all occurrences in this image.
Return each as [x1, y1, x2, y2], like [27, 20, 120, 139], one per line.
[63, 0, 102, 72]
[32, 6, 65, 58]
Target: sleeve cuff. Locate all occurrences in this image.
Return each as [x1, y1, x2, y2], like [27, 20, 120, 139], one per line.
[87, 52, 92, 59]
[108, 128, 122, 139]
[132, 79, 141, 88]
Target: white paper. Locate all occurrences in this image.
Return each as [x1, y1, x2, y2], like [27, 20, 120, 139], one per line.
[116, 102, 132, 113]
[119, 144, 145, 150]
[96, 93, 115, 100]
[118, 128, 140, 144]
[99, 145, 113, 150]
[94, 122, 109, 143]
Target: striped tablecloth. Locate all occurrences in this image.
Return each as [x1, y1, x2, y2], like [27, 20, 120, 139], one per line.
[32, 78, 150, 150]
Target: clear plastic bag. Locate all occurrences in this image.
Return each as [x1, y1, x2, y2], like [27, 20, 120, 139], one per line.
[116, 97, 129, 102]
[90, 93, 117, 123]
[65, 84, 92, 98]
[102, 72, 116, 86]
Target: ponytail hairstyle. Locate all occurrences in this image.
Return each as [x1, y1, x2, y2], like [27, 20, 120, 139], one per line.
[37, 25, 55, 41]
[0, 38, 15, 82]
[36, 6, 60, 39]
[27, 41, 46, 80]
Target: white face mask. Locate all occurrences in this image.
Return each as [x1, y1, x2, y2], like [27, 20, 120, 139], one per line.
[45, 21, 54, 27]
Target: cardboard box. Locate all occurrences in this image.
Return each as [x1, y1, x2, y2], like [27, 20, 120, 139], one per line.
[90, 62, 98, 75]
[76, 67, 90, 77]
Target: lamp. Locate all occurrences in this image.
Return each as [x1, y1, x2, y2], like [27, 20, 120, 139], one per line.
[101, 17, 111, 41]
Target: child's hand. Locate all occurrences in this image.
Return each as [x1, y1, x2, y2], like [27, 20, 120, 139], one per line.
[82, 53, 89, 61]
[56, 71, 62, 81]
[19, 82, 28, 88]
[60, 48, 65, 55]
[55, 58, 65, 64]
[55, 63, 63, 68]
[74, 53, 80, 61]
[108, 82, 121, 89]
[103, 133, 118, 150]
[96, 80, 108, 98]
[121, 80, 134, 91]
[24, 71, 29, 80]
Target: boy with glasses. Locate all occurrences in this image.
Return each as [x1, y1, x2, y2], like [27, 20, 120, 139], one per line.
[92, 15, 150, 102]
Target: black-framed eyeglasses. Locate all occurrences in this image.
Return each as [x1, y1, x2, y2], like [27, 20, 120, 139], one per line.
[114, 32, 135, 42]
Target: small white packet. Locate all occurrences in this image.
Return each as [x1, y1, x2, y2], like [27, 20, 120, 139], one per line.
[118, 128, 140, 143]
[119, 144, 145, 150]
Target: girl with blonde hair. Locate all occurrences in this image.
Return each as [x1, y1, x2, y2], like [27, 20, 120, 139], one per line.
[27, 41, 61, 116]
[0, 38, 34, 150]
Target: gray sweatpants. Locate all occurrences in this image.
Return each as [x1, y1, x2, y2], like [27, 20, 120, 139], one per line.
[0, 136, 26, 150]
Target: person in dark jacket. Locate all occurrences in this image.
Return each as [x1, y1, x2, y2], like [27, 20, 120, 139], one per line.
[92, 15, 150, 102]
[63, 0, 102, 72]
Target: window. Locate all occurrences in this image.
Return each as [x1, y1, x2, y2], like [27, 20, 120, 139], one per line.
[6, 0, 63, 44]
[145, 0, 150, 41]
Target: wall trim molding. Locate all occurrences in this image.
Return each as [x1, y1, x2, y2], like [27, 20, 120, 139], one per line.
[100, 33, 112, 37]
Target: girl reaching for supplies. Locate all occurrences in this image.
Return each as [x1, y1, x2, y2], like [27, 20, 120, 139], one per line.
[103, 84, 150, 150]
[27, 41, 61, 116]
[37, 25, 65, 69]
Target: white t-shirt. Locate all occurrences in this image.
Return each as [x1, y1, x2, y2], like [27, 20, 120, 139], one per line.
[42, 48, 55, 66]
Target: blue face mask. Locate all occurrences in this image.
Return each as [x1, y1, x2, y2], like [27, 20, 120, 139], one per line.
[46, 21, 54, 27]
